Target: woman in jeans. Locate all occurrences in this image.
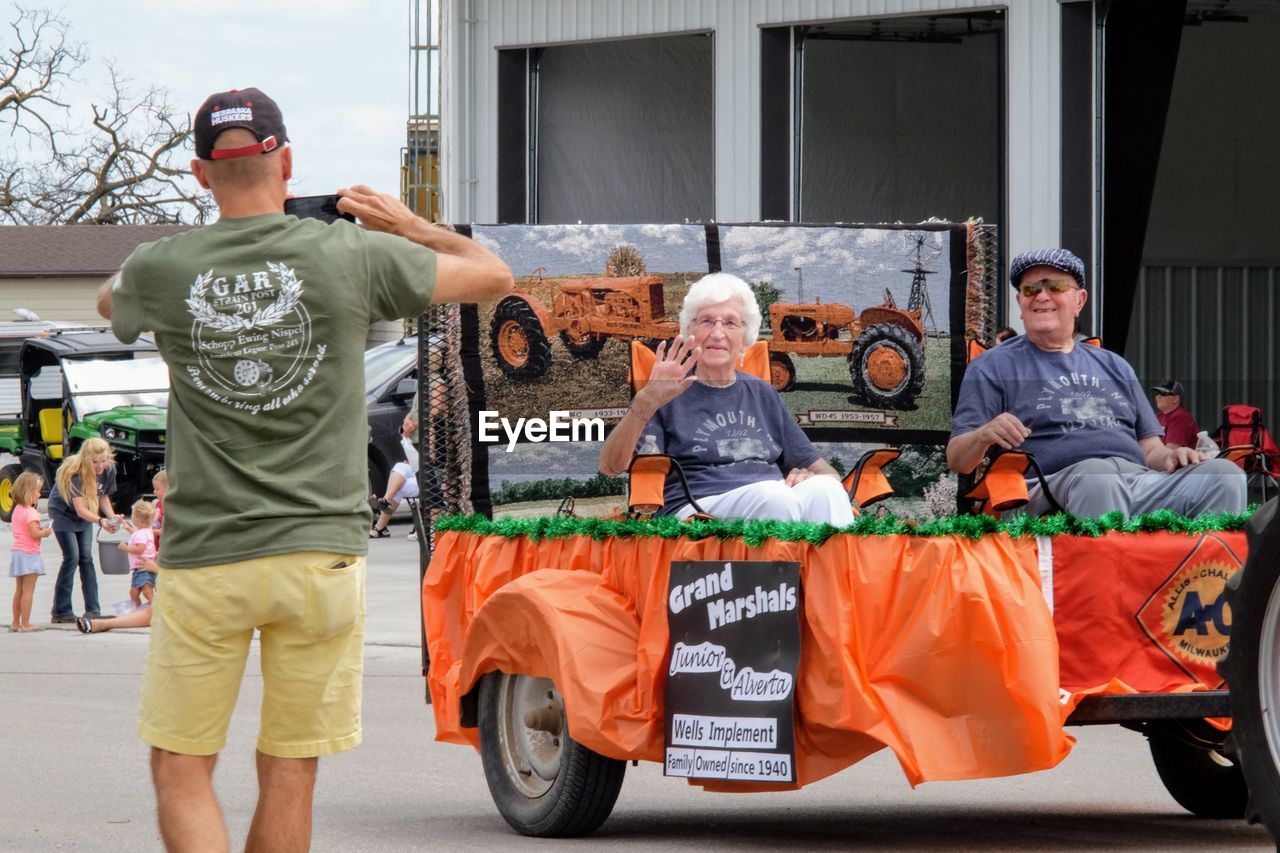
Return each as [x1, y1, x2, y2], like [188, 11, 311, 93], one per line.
[47, 437, 121, 623]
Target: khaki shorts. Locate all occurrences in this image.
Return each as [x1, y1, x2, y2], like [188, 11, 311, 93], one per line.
[138, 552, 365, 758]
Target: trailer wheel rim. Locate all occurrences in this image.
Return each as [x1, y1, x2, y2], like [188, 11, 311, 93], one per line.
[864, 343, 908, 392]
[497, 321, 530, 367]
[1261, 566, 1280, 775]
[496, 675, 566, 798]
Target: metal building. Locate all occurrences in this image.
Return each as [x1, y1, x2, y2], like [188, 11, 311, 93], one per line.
[436, 0, 1280, 434]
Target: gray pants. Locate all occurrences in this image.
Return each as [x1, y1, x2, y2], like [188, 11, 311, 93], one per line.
[1023, 457, 1247, 519]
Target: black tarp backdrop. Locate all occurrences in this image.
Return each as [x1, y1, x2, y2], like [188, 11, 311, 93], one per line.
[449, 221, 976, 515]
[1099, 0, 1187, 352]
[498, 34, 715, 225]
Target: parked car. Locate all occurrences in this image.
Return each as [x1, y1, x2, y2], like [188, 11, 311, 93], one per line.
[365, 336, 419, 498]
[0, 332, 167, 522]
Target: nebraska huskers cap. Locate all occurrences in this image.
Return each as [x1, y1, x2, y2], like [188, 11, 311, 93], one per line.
[193, 88, 289, 160]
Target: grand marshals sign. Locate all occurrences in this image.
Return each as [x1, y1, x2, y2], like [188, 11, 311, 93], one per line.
[664, 560, 801, 783]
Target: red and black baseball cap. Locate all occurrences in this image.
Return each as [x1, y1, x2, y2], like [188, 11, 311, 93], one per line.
[193, 88, 289, 160]
[1150, 379, 1185, 397]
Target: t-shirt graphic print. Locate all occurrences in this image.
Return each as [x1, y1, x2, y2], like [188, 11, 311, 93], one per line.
[184, 261, 324, 415]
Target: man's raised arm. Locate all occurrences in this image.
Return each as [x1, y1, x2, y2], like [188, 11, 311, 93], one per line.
[97, 275, 117, 320]
[337, 184, 514, 303]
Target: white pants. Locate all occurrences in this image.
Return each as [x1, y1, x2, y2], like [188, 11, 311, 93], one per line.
[675, 476, 855, 526]
[390, 462, 420, 502]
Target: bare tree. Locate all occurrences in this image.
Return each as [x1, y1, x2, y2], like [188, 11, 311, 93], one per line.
[0, 6, 210, 224]
[0, 7, 81, 149]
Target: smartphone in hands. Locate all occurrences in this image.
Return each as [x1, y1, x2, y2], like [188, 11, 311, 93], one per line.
[284, 194, 356, 224]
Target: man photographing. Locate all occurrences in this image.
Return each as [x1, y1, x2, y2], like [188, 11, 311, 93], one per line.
[97, 87, 512, 852]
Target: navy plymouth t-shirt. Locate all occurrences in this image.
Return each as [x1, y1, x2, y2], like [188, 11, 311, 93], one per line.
[639, 374, 819, 512]
[950, 335, 1162, 475]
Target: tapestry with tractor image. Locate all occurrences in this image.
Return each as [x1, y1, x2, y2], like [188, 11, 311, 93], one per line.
[459, 222, 991, 517]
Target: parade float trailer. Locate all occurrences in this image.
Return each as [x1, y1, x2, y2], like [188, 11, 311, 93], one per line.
[406, 221, 1280, 840]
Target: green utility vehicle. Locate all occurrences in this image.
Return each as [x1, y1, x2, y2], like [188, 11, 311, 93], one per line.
[0, 333, 168, 522]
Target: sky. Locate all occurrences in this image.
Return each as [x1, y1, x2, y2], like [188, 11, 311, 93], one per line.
[23, 1, 413, 204]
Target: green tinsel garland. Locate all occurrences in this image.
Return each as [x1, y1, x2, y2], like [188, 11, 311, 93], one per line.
[434, 507, 1256, 546]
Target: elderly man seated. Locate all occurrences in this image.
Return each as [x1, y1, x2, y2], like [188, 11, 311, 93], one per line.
[948, 248, 1245, 519]
[599, 272, 853, 525]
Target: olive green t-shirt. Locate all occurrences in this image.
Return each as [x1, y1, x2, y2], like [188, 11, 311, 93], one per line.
[111, 213, 436, 568]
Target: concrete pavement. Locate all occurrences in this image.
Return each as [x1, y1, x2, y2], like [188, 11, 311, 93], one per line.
[1, 515, 1272, 851]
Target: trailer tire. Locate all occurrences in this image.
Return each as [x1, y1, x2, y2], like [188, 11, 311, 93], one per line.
[1147, 723, 1247, 818]
[1220, 497, 1280, 839]
[848, 323, 925, 409]
[491, 298, 552, 380]
[478, 672, 625, 837]
[0, 463, 24, 523]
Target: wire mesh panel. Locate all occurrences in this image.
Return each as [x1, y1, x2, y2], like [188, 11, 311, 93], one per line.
[415, 302, 471, 560]
[414, 300, 472, 679]
[965, 219, 999, 345]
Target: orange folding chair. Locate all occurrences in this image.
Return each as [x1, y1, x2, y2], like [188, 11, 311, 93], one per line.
[962, 450, 1062, 518]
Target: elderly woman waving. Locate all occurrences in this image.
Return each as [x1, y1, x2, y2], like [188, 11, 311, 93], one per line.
[600, 273, 853, 525]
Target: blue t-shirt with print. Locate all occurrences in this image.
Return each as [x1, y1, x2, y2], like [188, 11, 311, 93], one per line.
[48, 469, 119, 532]
[639, 374, 820, 513]
[950, 336, 1162, 475]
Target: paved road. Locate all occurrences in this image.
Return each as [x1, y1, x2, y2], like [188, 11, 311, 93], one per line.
[0, 519, 1272, 851]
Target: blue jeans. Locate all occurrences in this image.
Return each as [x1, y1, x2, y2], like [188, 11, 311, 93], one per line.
[52, 526, 99, 617]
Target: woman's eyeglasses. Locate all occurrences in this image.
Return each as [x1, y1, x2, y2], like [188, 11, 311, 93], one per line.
[694, 316, 744, 332]
[1018, 278, 1079, 298]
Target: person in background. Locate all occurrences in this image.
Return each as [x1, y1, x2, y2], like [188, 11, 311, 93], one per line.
[9, 471, 51, 632]
[369, 462, 418, 539]
[47, 437, 121, 623]
[994, 326, 1018, 345]
[77, 558, 161, 634]
[151, 469, 168, 551]
[121, 499, 158, 608]
[1150, 379, 1199, 449]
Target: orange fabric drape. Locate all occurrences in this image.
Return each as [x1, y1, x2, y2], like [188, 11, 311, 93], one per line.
[1052, 531, 1246, 695]
[424, 531, 1072, 788]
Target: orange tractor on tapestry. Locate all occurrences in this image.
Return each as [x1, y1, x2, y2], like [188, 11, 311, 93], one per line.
[765, 236, 940, 409]
[490, 275, 680, 380]
[765, 295, 926, 409]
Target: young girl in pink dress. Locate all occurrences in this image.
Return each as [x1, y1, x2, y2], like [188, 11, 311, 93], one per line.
[9, 471, 52, 632]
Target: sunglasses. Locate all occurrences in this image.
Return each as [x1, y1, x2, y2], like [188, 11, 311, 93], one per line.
[1018, 278, 1079, 298]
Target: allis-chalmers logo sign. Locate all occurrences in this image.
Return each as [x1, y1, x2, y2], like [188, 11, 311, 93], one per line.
[1136, 534, 1243, 688]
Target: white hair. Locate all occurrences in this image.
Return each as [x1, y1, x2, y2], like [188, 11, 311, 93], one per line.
[678, 273, 762, 346]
